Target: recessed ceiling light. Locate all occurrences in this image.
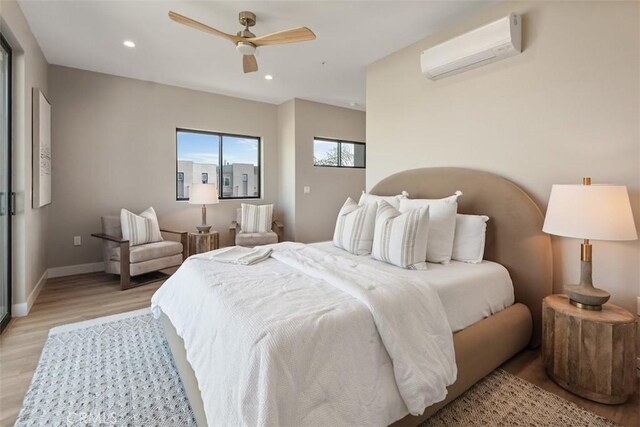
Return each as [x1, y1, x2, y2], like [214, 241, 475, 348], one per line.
[349, 102, 359, 107]
[123, 40, 136, 48]
[264, 75, 273, 80]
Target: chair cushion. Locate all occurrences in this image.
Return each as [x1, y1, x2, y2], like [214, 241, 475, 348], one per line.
[236, 231, 278, 247]
[110, 241, 183, 263]
[107, 254, 183, 276]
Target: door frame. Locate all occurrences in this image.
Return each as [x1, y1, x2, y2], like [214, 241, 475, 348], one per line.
[0, 32, 12, 333]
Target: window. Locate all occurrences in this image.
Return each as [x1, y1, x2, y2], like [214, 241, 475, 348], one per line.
[313, 138, 365, 168]
[176, 129, 261, 200]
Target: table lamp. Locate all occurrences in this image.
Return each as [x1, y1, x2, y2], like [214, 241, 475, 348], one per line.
[189, 183, 219, 233]
[543, 177, 637, 310]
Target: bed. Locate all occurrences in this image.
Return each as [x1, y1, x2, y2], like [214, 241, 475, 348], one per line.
[154, 167, 553, 426]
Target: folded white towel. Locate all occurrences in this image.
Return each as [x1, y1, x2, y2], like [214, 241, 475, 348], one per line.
[196, 246, 273, 266]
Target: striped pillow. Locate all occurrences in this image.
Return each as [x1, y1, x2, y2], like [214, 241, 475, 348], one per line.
[399, 191, 462, 264]
[120, 207, 163, 246]
[241, 204, 273, 233]
[333, 198, 377, 255]
[358, 191, 409, 210]
[372, 201, 430, 270]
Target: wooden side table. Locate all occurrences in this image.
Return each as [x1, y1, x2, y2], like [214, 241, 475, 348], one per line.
[188, 231, 219, 256]
[542, 294, 636, 404]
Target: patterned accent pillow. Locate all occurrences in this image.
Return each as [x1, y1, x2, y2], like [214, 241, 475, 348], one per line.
[372, 201, 430, 270]
[399, 191, 463, 264]
[333, 198, 377, 255]
[120, 207, 163, 246]
[241, 204, 274, 233]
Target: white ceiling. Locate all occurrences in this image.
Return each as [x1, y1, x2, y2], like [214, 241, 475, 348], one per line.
[19, 1, 493, 110]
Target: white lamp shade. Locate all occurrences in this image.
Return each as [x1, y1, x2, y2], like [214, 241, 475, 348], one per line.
[188, 183, 219, 205]
[543, 184, 637, 241]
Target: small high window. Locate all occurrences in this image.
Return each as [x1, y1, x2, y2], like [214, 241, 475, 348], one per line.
[313, 138, 365, 168]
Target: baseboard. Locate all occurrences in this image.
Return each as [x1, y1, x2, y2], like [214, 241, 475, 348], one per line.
[12, 269, 48, 317]
[47, 262, 104, 279]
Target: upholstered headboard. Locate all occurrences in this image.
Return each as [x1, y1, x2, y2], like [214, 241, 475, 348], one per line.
[370, 167, 553, 347]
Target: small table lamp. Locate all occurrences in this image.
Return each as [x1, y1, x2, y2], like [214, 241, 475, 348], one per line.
[189, 183, 219, 233]
[543, 177, 637, 310]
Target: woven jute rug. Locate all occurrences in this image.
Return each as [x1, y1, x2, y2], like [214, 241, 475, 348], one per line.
[16, 310, 618, 426]
[421, 369, 618, 427]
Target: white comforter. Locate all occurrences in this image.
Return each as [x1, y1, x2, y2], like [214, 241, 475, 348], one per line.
[151, 243, 456, 427]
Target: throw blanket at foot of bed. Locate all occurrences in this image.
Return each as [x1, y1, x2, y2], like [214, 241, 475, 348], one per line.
[151, 242, 456, 426]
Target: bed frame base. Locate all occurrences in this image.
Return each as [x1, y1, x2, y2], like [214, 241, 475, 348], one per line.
[160, 302, 532, 427]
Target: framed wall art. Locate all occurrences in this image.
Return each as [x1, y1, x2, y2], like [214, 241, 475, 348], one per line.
[32, 88, 51, 208]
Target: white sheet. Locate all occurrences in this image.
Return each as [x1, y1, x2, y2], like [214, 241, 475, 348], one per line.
[151, 242, 456, 427]
[310, 241, 514, 332]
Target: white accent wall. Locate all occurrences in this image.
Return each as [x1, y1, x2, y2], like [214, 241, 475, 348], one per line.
[366, 1, 640, 315]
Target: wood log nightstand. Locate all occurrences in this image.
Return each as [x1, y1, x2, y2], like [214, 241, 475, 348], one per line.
[188, 231, 219, 256]
[542, 294, 637, 404]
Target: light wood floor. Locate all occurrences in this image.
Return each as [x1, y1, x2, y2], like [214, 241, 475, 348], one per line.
[0, 272, 638, 426]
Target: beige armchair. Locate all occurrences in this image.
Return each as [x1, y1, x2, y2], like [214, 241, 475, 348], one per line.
[230, 208, 284, 247]
[92, 216, 187, 290]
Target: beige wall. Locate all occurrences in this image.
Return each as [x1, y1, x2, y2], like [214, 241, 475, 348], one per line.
[1, 0, 49, 309]
[47, 65, 278, 267]
[277, 99, 296, 241]
[366, 1, 640, 314]
[293, 99, 366, 243]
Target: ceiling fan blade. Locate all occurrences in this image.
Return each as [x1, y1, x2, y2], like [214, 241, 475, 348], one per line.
[248, 27, 316, 47]
[243, 55, 258, 73]
[168, 11, 241, 43]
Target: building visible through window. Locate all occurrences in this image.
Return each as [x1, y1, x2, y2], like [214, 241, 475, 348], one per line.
[177, 172, 185, 199]
[176, 129, 261, 200]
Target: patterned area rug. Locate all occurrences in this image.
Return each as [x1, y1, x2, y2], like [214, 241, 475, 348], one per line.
[16, 311, 618, 427]
[14, 310, 196, 426]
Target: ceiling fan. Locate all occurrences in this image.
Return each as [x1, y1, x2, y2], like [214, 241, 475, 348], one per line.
[168, 10, 316, 74]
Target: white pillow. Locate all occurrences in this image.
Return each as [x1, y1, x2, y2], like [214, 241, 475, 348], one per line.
[120, 207, 163, 246]
[372, 201, 429, 270]
[399, 191, 463, 264]
[241, 204, 273, 233]
[333, 198, 377, 255]
[452, 214, 489, 264]
[358, 191, 408, 210]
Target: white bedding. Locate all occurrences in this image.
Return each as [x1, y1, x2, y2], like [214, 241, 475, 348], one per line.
[311, 241, 514, 332]
[151, 242, 457, 427]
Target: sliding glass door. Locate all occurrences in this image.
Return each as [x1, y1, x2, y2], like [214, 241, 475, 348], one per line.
[0, 34, 11, 332]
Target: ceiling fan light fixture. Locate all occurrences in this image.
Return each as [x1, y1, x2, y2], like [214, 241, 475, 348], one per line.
[236, 42, 256, 56]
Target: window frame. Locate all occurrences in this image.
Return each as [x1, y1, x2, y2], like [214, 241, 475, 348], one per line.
[175, 128, 262, 201]
[313, 137, 366, 169]
[0, 32, 12, 332]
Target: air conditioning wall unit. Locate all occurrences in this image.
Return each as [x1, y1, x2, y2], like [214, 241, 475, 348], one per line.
[421, 13, 521, 80]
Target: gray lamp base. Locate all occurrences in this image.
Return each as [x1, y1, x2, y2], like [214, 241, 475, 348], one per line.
[196, 225, 211, 234]
[196, 204, 212, 234]
[565, 284, 610, 311]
